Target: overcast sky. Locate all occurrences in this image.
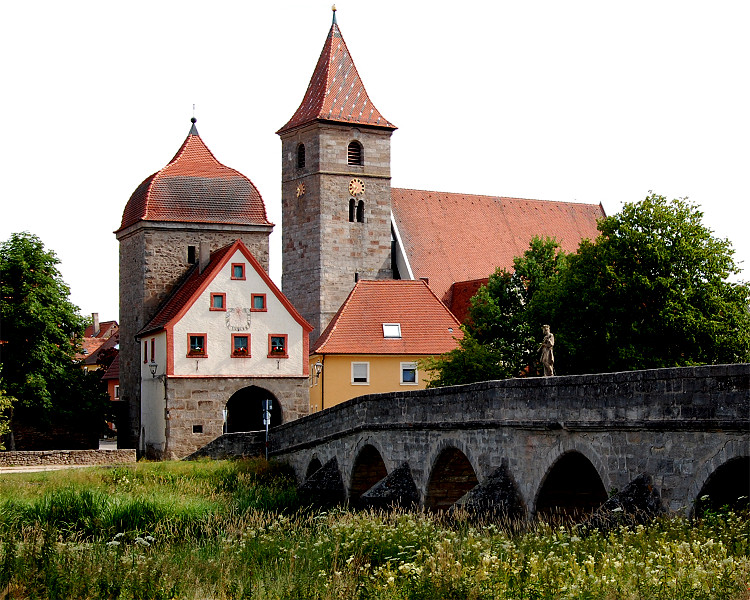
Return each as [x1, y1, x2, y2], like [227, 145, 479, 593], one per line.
[2, 1, 748, 322]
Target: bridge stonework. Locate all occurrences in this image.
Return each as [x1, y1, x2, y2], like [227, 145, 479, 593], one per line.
[269, 364, 749, 515]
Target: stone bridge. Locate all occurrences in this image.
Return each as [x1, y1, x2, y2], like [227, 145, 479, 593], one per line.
[265, 364, 749, 517]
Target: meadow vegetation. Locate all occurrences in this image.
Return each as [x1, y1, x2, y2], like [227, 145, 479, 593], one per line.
[0, 459, 748, 599]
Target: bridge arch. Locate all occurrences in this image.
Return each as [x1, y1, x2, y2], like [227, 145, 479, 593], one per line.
[424, 442, 480, 512]
[305, 456, 323, 480]
[690, 440, 749, 516]
[534, 445, 608, 521]
[349, 443, 389, 506]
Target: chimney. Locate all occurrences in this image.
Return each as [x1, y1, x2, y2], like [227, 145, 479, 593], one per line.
[92, 312, 100, 337]
[199, 243, 211, 274]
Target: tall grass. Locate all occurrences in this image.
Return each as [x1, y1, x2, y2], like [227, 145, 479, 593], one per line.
[0, 460, 748, 599]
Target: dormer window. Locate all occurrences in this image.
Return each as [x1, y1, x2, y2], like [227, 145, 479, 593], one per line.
[347, 141, 363, 166]
[296, 144, 306, 168]
[383, 323, 401, 338]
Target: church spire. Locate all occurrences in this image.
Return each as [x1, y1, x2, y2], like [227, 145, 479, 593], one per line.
[277, 10, 395, 134]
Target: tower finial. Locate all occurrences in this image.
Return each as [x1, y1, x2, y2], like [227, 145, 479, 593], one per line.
[331, 4, 337, 25]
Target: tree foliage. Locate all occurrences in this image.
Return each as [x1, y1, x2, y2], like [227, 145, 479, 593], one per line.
[425, 237, 564, 386]
[0, 232, 109, 433]
[546, 195, 750, 373]
[426, 194, 750, 385]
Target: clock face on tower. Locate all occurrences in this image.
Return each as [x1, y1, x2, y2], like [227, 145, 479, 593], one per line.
[348, 178, 365, 196]
[296, 182, 306, 198]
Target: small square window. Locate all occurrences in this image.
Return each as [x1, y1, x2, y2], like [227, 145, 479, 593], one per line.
[383, 323, 402, 338]
[401, 362, 418, 385]
[210, 293, 226, 311]
[268, 334, 288, 358]
[251, 294, 267, 311]
[231, 263, 246, 280]
[232, 334, 250, 357]
[192, 425, 203, 434]
[188, 334, 207, 357]
[352, 362, 369, 384]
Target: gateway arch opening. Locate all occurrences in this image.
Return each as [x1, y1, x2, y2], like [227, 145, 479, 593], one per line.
[225, 386, 282, 432]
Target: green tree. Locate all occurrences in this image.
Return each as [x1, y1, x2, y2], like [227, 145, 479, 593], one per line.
[425, 237, 564, 386]
[546, 194, 750, 373]
[0, 232, 109, 439]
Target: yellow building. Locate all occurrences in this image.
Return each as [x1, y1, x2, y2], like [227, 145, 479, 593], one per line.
[309, 280, 462, 411]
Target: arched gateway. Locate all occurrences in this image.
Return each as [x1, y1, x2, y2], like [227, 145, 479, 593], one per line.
[226, 386, 283, 432]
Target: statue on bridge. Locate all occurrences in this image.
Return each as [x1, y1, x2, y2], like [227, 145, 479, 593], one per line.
[539, 324, 555, 376]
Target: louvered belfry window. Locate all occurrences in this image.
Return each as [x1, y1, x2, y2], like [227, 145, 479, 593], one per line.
[297, 144, 306, 168]
[347, 141, 363, 166]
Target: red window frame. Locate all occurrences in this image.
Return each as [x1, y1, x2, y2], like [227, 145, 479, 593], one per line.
[187, 333, 207, 357]
[231, 263, 246, 280]
[150, 338, 155, 362]
[143, 340, 148, 363]
[210, 292, 226, 311]
[231, 333, 251, 358]
[250, 293, 267, 312]
[268, 334, 288, 358]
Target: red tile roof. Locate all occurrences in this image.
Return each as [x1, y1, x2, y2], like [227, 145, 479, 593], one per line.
[277, 18, 395, 134]
[101, 353, 120, 381]
[391, 188, 605, 303]
[84, 320, 118, 339]
[311, 280, 462, 355]
[118, 121, 272, 232]
[448, 278, 489, 324]
[138, 239, 311, 338]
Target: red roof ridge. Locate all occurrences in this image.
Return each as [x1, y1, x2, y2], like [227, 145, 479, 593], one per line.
[392, 187, 603, 208]
[277, 18, 395, 134]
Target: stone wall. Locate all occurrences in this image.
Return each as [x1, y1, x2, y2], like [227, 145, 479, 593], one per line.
[0, 449, 136, 468]
[149, 375, 310, 460]
[280, 122, 393, 340]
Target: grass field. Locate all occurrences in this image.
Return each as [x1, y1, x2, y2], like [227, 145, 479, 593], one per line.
[0, 459, 748, 599]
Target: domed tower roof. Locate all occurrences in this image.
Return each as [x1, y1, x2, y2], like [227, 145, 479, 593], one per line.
[118, 119, 272, 233]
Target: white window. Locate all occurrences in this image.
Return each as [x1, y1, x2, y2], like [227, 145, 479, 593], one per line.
[352, 362, 369, 384]
[383, 323, 401, 338]
[400, 362, 418, 385]
[114, 385, 120, 399]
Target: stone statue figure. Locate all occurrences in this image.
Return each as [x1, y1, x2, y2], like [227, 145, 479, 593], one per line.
[539, 324, 555, 376]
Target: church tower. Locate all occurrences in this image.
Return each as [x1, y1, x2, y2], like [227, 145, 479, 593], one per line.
[278, 9, 396, 341]
[116, 119, 273, 451]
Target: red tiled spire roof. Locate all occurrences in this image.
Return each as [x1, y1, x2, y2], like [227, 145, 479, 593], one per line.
[118, 120, 272, 232]
[391, 188, 605, 304]
[311, 280, 462, 355]
[277, 14, 395, 134]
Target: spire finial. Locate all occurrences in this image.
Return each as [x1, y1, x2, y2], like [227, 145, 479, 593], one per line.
[189, 105, 199, 135]
[331, 4, 337, 25]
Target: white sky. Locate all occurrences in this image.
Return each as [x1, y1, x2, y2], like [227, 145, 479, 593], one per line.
[1, 1, 748, 322]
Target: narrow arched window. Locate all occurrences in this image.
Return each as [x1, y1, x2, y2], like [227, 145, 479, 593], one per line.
[349, 198, 356, 222]
[296, 144, 306, 168]
[348, 141, 363, 166]
[356, 200, 365, 223]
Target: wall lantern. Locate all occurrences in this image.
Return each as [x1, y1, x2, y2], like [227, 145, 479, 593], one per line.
[149, 361, 158, 378]
[314, 361, 323, 379]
